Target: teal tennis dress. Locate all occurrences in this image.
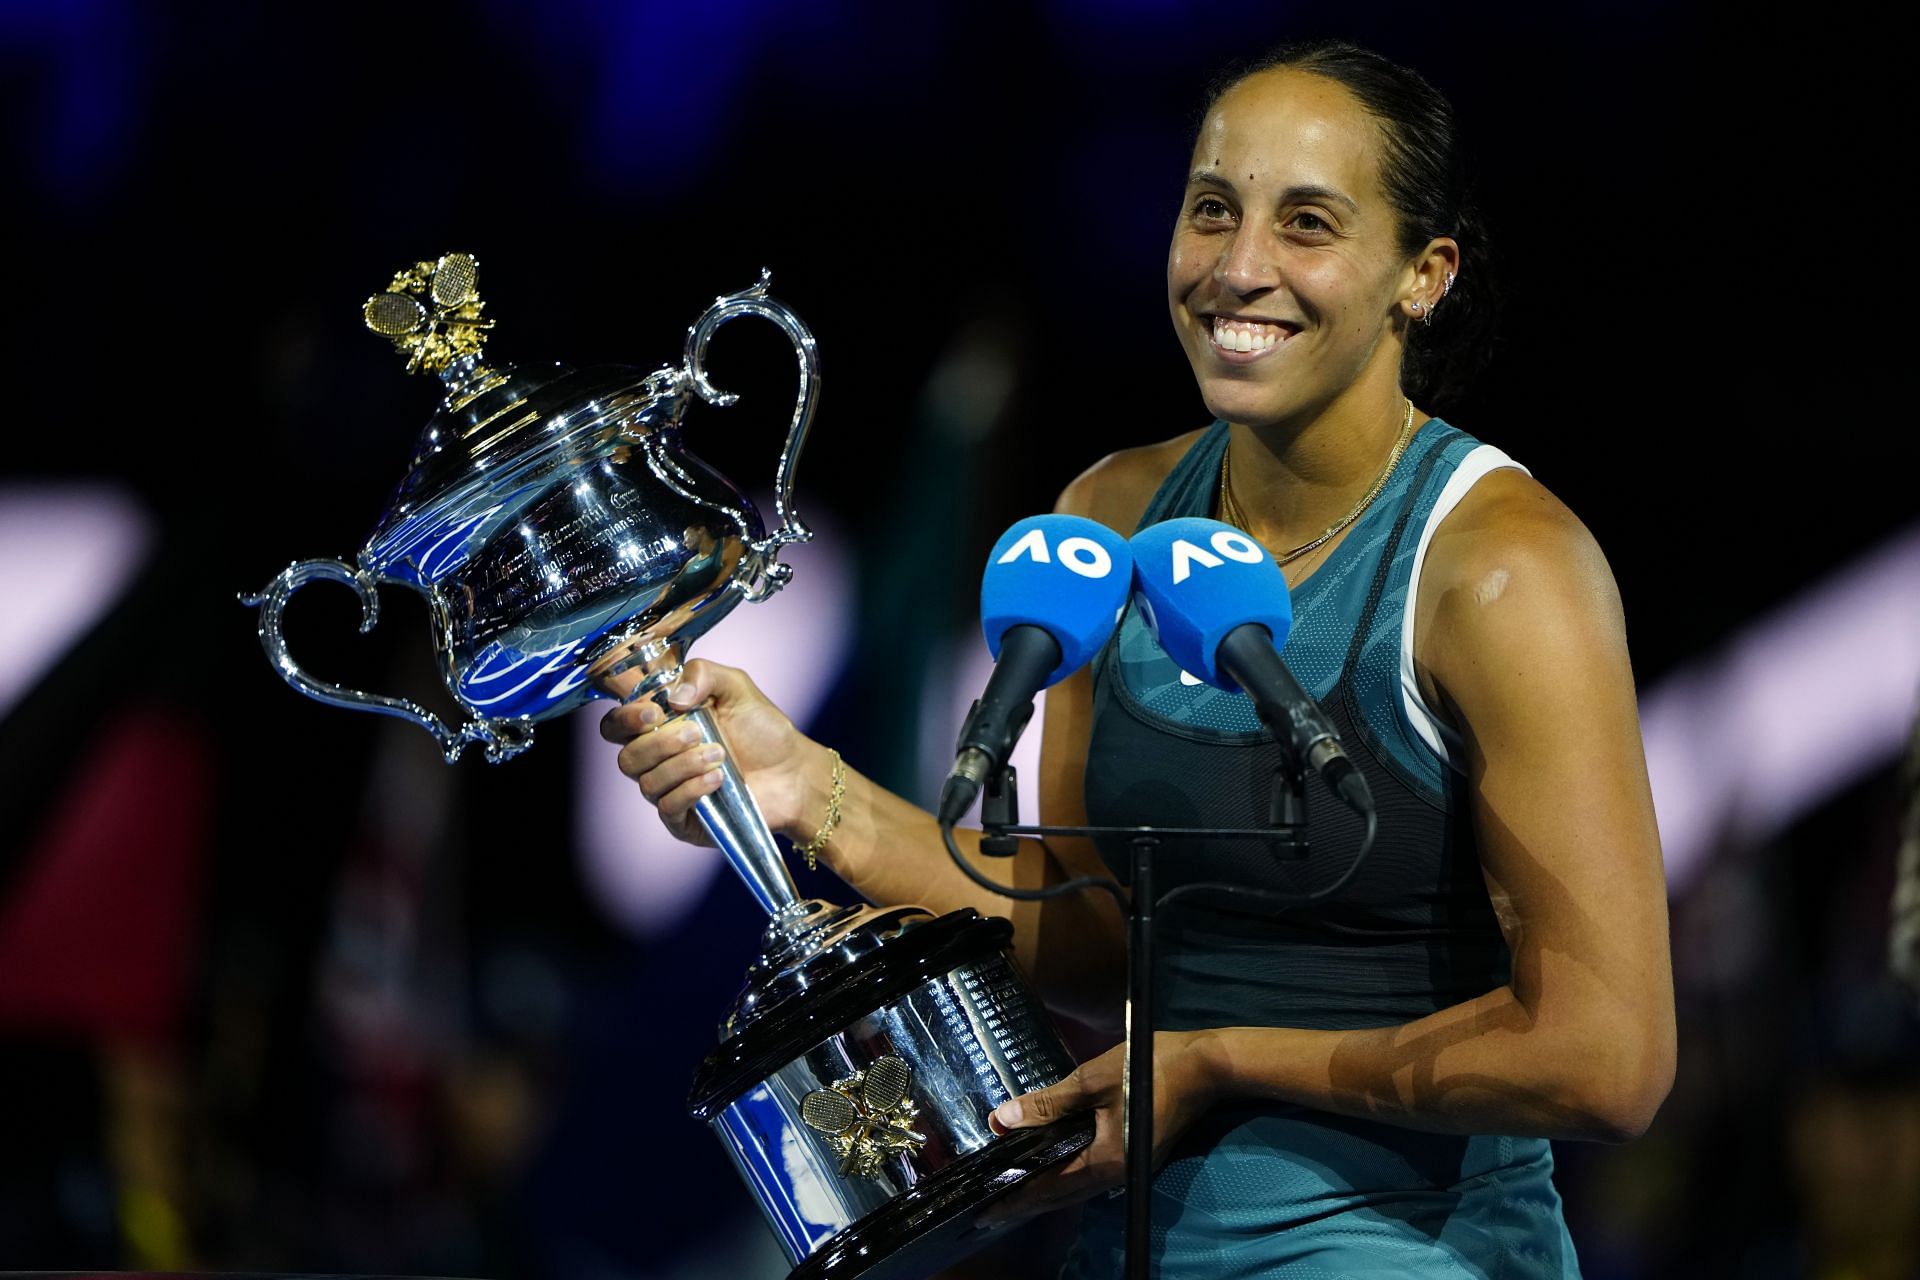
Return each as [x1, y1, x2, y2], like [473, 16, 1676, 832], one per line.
[1065, 419, 1582, 1278]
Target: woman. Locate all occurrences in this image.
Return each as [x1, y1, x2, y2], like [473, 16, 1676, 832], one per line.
[602, 40, 1673, 1276]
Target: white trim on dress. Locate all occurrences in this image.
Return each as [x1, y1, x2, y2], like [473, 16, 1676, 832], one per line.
[1399, 444, 1530, 773]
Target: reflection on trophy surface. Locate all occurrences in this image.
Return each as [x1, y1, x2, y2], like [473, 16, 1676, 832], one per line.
[243, 253, 1090, 1280]
[244, 251, 818, 764]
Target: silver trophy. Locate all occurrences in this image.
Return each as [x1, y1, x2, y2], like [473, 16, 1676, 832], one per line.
[245, 253, 1090, 1279]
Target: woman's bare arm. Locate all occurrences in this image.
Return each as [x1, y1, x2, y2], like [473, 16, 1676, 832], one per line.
[1191, 474, 1674, 1138]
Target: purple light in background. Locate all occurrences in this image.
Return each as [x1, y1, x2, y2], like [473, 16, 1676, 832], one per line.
[0, 484, 153, 722]
[1645, 524, 1920, 892]
[572, 518, 853, 937]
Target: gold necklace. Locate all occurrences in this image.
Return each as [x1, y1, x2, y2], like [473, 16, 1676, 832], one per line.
[1218, 398, 1416, 566]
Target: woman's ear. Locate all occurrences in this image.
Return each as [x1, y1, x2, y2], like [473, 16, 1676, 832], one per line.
[1403, 236, 1461, 322]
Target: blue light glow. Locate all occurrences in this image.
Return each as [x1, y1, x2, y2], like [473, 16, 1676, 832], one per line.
[481, 0, 781, 197]
[0, 0, 144, 202]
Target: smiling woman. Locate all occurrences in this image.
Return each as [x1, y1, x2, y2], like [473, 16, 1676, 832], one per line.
[985, 42, 1672, 1277]
[601, 37, 1671, 1280]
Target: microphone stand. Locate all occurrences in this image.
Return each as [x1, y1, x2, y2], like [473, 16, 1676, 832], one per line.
[971, 756, 1314, 1280]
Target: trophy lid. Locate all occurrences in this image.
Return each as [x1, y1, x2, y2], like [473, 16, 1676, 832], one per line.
[355, 252, 688, 584]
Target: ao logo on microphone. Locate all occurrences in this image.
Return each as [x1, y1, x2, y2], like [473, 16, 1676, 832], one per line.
[1166, 527, 1264, 583]
[1128, 517, 1292, 691]
[995, 526, 1117, 579]
[981, 515, 1133, 685]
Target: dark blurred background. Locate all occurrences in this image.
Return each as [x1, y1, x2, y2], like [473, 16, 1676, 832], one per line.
[3, 2, 1916, 1278]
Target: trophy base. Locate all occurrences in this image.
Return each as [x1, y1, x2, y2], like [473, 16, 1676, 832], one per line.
[788, 1114, 1095, 1280]
[694, 906, 1096, 1278]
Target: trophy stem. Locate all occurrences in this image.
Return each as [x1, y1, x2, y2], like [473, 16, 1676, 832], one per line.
[679, 703, 802, 917]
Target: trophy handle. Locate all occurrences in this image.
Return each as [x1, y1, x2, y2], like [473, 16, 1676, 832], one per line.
[683, 269, 819, 601]
[240, 559, 534, 764]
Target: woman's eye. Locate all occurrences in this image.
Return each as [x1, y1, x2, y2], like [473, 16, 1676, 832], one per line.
[1192, 196, 1233, 221]
[1289, 212, 1330, 233]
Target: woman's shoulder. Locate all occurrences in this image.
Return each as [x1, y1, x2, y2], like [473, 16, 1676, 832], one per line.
[1414, 464, 1625, 701]
[1423, 465, 1610, 597]
[1054, 427, 1213, 535]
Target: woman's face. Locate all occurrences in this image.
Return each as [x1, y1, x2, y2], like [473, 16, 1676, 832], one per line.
[1168, 69, 1414, 429]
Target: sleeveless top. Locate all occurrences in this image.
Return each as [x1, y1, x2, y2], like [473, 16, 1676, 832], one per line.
[1066, 419, 1582, 1279]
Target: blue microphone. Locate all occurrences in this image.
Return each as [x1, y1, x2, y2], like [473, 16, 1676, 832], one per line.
[1129, 518, 1373, 816]
[938, 514, 1132, 824]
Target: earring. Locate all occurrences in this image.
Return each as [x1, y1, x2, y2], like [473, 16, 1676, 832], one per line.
[1409, 299, 1426, 320]
[1442, 271, 1455, 298]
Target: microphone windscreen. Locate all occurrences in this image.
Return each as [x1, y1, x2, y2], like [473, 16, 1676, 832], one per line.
[981, 515, 1133, 687]
[1128, 517, 1293, 689]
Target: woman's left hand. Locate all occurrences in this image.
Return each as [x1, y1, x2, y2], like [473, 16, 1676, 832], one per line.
[980, 1030, 1221, 1226]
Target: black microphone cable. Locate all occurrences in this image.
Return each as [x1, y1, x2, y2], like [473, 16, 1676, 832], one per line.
[936, 804, 1377, 913]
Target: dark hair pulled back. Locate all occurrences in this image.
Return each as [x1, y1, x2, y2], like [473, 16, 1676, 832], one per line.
[1205, 40, 1499, 411]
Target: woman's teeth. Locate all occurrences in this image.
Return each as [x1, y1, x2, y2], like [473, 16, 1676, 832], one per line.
[1211, 318, 1287, 353]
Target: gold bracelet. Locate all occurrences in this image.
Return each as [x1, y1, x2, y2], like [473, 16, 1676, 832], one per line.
[797, 748, 845, 871]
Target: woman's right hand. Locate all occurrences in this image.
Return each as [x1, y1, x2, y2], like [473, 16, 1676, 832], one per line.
[598, 659, 821, 847]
